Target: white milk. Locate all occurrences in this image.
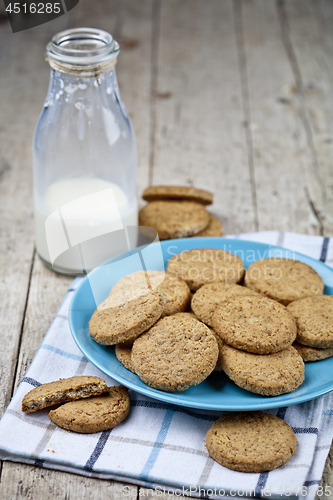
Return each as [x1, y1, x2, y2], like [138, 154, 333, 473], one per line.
[35, 178, 138, 274]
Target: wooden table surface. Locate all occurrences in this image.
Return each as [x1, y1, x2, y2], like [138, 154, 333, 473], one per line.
[0, 0, 332, 498]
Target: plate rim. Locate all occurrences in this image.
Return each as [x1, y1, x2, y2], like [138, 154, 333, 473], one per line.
[69, 236, 333, 410]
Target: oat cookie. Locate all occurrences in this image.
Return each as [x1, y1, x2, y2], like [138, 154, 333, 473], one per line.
[139, 200, 209, 240]
[142, 185, 213, 205]
[49, 386, 130, 433]
[22, 376, 107, 413]
[89, 288, 163, 345]
[110, 270, 191, 317]
[293, 342, 333, 362]
[115, 343, 136, 373]
[220, 344, 304, 396]
[245, 258, 324, 305]
[191, 283, 259, 326]
[211, 329, 224, 371]
[212, 295, 297, 354]
[131, 315, 218, 392]
[287, 295, 333, 348]
[206, 411, 297, 473]
[192, 214, 223, 237]
[167, 248, 245, 291]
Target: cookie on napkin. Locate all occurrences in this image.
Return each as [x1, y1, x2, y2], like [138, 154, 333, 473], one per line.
[49, 386, 130, 433]
[206, 411, 297, 472]
[22, 376, 107, 413]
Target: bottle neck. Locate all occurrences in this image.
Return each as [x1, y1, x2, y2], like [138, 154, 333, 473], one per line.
[45, 54, 118, 78]
[45, 67, 123, 109]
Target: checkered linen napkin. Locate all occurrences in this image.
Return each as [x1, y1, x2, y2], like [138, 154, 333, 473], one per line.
[1, 231, 333, 500]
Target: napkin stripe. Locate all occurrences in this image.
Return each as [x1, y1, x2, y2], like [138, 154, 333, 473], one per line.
[320, 238, 329, 262]
[254, 407, 288, 495]
[22, 377, 42, 388]
[132, 400, 219, 421]
[293, 427, 318, 435]
[139, 409, 174, 481]
[41, 344, 88, 362]
[84, 429, 112, 470]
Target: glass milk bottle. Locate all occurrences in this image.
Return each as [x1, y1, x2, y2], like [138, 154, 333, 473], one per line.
[33, 28, 138, 274]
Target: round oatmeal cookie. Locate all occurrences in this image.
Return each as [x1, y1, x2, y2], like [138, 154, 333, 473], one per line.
[110, 270, 191, 317]
[192, 214, 223, 237]
[206, 411, 297, 473]
[287, 295, 333, 348]
[89, 288, 163, 345]
[131, 315, 218, 392]
[22, 376, 107, 413]
[220, 344, 304, 396]
[293, 341, 333, 362]
[191, 283, 260, 326]
[115, 343, 135, 373]
[142, 185, 213, 205]
[167, 248, 245, 291]
[211, 329, 224, 371]
[245, 258, 324, 305]
[139, 200, 209, 240]
[49, 386, 130, 433]
[212, 295, 297, 354]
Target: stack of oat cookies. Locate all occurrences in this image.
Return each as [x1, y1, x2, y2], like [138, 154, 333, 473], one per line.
[139, 185, 223, 239]
[87, 210, 333, 472]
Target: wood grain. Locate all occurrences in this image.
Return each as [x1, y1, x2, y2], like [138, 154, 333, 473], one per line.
[151, 0, 257, 235]
[238, 0, 322, 235]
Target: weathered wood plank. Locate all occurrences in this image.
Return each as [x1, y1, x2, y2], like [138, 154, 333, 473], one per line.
[0, 462, 136, 500]
[280, 0, 333, 233]
[238, 0, 322, 235]
[0, 30, 47, 423]
[151, 0, 257, 235]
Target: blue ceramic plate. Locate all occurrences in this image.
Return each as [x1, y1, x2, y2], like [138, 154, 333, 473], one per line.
[69, 238, 333, 410]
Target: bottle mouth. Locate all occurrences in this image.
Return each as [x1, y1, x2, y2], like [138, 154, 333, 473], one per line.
[46, 28, 120, 75]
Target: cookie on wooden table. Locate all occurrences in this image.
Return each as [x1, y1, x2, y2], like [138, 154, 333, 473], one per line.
[287, 295, 333, 348]
[139, 200, 210, 240]
[142, 185, 213, 205]
[212, 295, 297, 354]
[191, 214, 223, 237]
[220, 344, 304, 396]
[167, 248, 245, 291]
[89, 288, 163, 345]
[191, 282, 260, 326]
[115, 343, 136, 373]
[245, 258, 324, 305]
[131, 315, 218, 392]
[22, 376, 107, 413]
[110, 270, 191, 317]
[206, 411, 297, 473]
[49, 386, 130, 433]
[293, 341, 333, 362]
